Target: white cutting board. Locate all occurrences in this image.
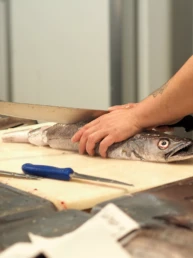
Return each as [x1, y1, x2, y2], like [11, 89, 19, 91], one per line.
[0, 123, 193, 211]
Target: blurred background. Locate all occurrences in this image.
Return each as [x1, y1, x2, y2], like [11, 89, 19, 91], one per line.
[0, 1, 192, 126]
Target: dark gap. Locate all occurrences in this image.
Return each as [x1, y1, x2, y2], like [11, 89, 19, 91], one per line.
[5, 0, 13, 101]
[109, 0, 123, 106]
[35, 254, 47, 258]
[134, 0, 138, 102]
[171, 0, 193, 75]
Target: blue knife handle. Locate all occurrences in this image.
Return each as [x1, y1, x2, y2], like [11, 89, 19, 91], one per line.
[22, 163, 74, 181]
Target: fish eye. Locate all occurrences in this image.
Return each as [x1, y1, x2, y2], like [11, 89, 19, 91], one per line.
[158, 139, 170, 150]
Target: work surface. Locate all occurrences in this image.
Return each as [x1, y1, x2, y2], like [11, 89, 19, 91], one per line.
[0, 123, 193, 210]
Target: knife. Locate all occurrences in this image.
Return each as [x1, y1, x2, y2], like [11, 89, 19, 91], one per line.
[0, 101, 108, 124]
[1, 101, 193, 131]
[22, 163, 133, 186]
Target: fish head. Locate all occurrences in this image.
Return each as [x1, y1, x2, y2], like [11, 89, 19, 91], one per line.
[130, 130, 193, 162]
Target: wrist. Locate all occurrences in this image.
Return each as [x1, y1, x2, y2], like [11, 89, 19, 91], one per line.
[131, 100, 167, 129]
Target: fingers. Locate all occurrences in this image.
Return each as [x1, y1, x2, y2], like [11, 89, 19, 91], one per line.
[78, 126, 102, 155]
[85, 130, 108, 156]
[71, 107, 142, 158]
[98, 135, 115, 158]
[71, 119, 100, 142]
[71, 120, 116, 157]
[71, 128, 84, 143]
[80, 130, 115, 158]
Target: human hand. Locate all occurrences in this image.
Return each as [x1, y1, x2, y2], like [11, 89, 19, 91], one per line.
[108, 103, 137, 111]
[108, 103, 181, 133]
[108, 103, 174, 132]
[71, 108, 142, 158]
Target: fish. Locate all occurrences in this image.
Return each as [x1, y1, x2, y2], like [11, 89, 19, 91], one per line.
[121, 226, 193, 249]
[124, 234, 193, 258]
[154, 214, 193, 230]
[2, 122, 193, 163]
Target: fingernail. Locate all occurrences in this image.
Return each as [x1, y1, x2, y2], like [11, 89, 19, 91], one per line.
[101, 153, 106, 158]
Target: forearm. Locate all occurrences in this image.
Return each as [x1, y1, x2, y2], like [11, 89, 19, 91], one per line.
[134, 55, 193, 129]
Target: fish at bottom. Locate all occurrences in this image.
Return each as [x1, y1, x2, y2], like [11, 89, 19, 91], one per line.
[124, 231, 193, 258]
[2, 122, 193, 163]
[119, 224, 193, 258]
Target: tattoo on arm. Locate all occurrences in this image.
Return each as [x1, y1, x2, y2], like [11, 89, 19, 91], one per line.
[150, 82, 169, 98]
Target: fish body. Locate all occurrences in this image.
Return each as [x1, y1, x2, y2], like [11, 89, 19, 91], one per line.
[154, 214, 193, 230]
[2, 122, 193, 163]
[124, 227, 193, 249]
[121, 226, 193, 258]
[125, 235, 193, 258]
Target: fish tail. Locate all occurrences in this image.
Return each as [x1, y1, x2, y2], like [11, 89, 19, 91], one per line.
[1, 128, 31, 143]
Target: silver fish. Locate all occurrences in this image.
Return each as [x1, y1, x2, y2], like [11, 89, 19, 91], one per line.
[124, 235, 193, 258]
[154, 214, 193, 230]
[2, 122, 193, 163]
[121, 227, 193, 249]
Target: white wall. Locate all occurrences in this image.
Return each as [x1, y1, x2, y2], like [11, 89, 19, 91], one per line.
[137, 0, 173, 101]
[10, 0, 110, 109]
[121, 0, 137, 104]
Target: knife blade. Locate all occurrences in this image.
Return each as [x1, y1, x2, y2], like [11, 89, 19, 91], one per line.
[0, 101, 108, 124]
